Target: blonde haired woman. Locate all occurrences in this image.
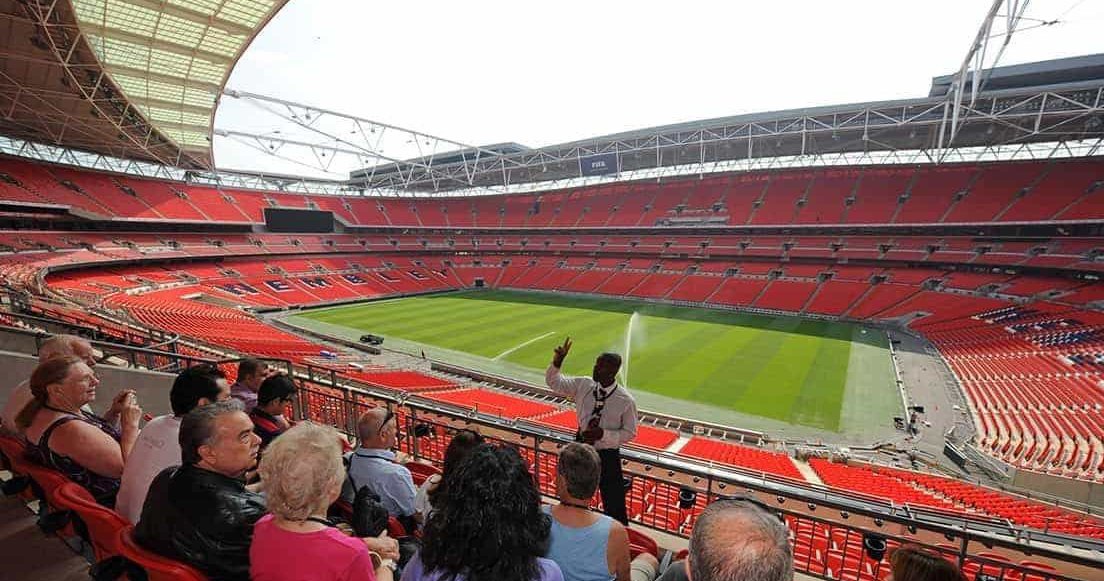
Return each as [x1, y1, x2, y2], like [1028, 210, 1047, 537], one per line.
[18, 355, 141, 506]
[251, 422, 396, 581]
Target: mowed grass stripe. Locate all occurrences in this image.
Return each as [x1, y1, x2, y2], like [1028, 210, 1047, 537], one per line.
[635, 317, 741, 400]
[297, 290, 889, 431]
[454, 301, 605, 357]
[789, 323, 851, 430]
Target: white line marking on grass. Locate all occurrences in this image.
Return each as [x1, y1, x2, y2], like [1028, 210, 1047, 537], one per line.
[493, 331, 555, 360]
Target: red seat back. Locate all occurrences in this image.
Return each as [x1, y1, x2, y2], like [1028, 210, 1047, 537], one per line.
[51, 482, 128, 561]
[0, 434, 29, 471]
[117, 525, 209, 581]
[20, 461, 72, 507]
[0, 435, 37, 500]
[626, 526, 659, 559]
[405, 461, 441, 486]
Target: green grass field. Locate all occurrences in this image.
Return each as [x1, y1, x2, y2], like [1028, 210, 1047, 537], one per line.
[293, 290, 900, 433]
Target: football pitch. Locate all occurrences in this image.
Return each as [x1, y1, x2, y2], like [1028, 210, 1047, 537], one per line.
[290, 290, 901, 434]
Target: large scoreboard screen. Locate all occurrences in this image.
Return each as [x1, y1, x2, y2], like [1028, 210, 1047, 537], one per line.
[263, 208, 335, 233]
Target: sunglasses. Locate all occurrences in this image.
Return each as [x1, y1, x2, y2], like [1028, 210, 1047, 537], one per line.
[378, 408, 395, 433]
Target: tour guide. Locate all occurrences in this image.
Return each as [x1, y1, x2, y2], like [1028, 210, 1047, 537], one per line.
[545, 337, 638, 524]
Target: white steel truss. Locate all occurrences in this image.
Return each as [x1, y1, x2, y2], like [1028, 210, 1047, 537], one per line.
[214, 82, 1103, 195]
[937, 0, 1033, 156]
[14, 0, 199, 167]
[216, 89, 525, 193]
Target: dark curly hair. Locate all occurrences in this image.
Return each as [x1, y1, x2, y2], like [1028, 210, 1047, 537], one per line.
[420, 443, 551, 581]
[427, 429, 485, 510]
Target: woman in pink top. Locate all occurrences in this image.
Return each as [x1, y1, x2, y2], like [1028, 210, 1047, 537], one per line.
[251, 422, 398, 581]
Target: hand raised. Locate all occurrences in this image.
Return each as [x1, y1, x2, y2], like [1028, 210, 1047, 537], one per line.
[120, 400, 143, 430]
[552, 337, 573, 366]
[109, 390, 136, 414]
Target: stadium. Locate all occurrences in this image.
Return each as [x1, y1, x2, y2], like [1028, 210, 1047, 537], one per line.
[0, 1, 1102, 580]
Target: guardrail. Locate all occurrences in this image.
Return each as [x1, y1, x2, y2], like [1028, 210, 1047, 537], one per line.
[0, 322, 217, 374]
[5, 292, 1102, 581]
[288, 375, 1104, 581]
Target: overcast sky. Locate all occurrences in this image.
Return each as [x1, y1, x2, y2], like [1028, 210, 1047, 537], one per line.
[213, 0, 1104, 178]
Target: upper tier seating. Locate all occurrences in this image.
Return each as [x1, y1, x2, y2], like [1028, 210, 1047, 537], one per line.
[5, 156, 1101, 227]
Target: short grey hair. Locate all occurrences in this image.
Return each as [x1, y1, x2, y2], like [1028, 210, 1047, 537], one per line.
[558, 443, 601, 500]
[180, 399, 244, 465]
[689, 499, 793, 581]
[260, 422, 344, 520]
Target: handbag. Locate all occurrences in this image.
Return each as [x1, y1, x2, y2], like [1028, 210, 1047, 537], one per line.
[351, 483, 390, 538]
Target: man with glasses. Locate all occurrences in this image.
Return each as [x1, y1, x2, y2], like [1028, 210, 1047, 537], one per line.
[342, 406, 420, 533]
[656, 497, 792, 581]
[249, 374, 296, 449]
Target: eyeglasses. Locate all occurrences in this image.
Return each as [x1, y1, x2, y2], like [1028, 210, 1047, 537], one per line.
[377, 409, 395, 434]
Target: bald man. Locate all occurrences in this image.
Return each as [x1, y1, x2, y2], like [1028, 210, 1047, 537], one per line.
[656, 499, 793, 581]
[341, 407, 420, 532]
[1, 335, 131, 437]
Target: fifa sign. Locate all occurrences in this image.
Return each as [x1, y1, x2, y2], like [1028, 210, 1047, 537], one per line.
[579, 152, 619, 177]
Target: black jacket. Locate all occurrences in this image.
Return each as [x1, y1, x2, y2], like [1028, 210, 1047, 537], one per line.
[134, 465, 266, 581]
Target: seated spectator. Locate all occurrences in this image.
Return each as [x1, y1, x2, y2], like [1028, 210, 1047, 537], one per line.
[252, 421, 397, 581]
[115, 364, 230, 524]
[414, 429, 483, 521]
[250, 374, 295, 448]
[135, 400, 265, 581]
[545, 443, 658, 581]
[230, 358, 270, 413]
[344, 407, 419, 532]
[401, 444, 563, 581]
[887, 545, 968, 581]
[17, 356, 141, 507]
[2, 334, 100, 436]
[656, 498, 792, 581]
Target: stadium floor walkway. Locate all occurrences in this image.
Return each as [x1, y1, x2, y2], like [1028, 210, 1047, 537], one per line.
[0, 494, 88, 580]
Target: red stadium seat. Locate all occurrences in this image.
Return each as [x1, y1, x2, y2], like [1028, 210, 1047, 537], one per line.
[117, 526, 209, 581]
[50, 482, 129, 562]
[626, 526, 659, 559]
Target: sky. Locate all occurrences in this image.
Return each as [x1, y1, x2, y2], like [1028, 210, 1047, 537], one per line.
[213, 0, 1104, 178]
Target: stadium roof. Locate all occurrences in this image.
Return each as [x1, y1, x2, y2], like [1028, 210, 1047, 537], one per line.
[0, 0, 286, 169]
[347, 54, 1104, 193]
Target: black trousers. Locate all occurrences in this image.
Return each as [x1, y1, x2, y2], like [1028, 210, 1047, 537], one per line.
[598, 448, 627, 524]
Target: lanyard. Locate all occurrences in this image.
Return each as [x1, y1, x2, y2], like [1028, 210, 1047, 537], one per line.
[591, 382, 615, 419]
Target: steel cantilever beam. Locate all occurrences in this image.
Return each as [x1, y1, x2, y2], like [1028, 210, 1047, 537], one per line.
[221, 89, 523, 193]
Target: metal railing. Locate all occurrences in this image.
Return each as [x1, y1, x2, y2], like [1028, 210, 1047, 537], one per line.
[4, 295, 1102, 581]
[289, 374, 1104, 581]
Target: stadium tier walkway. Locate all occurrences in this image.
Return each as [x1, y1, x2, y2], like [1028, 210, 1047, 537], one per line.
[0, 491, 88, 580]
[794, 461, 825, 486]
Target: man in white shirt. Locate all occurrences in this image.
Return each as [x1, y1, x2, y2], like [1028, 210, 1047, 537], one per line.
[1, 334, 108, 436]
[546, 337, 638, 524]
[115, 364, 230, 524]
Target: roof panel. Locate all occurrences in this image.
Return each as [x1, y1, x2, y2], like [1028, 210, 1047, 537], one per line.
[71, 0, 286, 163]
